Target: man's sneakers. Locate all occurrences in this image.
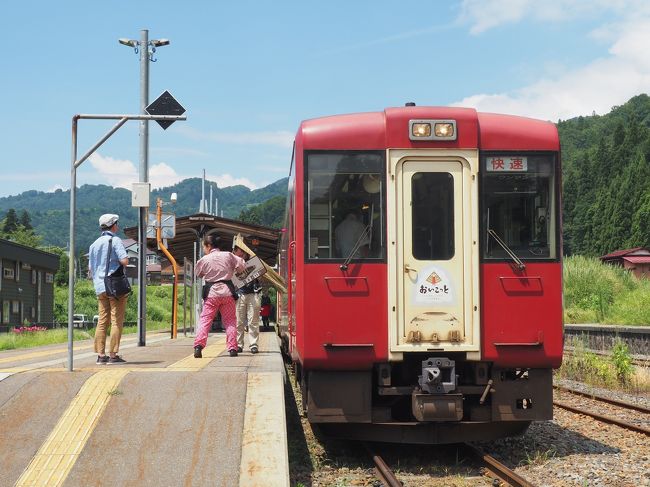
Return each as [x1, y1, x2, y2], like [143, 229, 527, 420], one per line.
[107, 355, 126, 365]
[229, 349, 238, 357]
[250, 346, 259, 354]
[237, 346, 243, 353]
[96, 355, 109, 365]
[194, 346, 203, 358]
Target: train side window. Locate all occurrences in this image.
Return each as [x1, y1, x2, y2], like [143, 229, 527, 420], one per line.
[481, 154, 557, 260]
[305, 151, 385, 261]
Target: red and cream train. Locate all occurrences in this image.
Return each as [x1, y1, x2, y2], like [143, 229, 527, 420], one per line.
[277, 105, 563, 443]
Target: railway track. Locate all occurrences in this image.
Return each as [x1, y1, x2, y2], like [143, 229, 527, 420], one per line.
[365, 442, 537, 487]
[364, 443, 403, 487]
[463, 443, 536, 487]
[553, 385, 650, 436]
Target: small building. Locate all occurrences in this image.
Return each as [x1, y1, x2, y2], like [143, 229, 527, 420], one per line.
[600, 247, 650, 279]
[122, 238, 162, 284]
[0, 238, 60, 326]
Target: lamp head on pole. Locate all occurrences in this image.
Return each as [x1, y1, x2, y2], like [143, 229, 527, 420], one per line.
[118, 38, 139, 54]
[150, 39, 170, 47]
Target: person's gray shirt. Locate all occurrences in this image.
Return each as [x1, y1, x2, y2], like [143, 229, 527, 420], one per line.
[88, 231, 127, 295]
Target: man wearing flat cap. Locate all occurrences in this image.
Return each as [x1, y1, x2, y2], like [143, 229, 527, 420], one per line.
[88, 213, 129, 364]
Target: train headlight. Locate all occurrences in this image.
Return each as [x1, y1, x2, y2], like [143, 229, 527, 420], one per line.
[411, 122, 431, 138]
[434, 122, 454, 138]
[409, 119, 457, 141]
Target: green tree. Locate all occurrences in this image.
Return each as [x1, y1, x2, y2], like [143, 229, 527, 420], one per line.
[19, 209, 32, 230]
[3, 208, 18, 234]
[46, 247, 69, 285]
[8, 224, 43, 247]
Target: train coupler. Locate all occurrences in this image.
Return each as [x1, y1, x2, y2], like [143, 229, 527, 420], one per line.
[411, 392, 463, 421]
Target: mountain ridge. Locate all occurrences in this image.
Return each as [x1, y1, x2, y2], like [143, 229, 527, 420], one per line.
[0, 177, 288, 254]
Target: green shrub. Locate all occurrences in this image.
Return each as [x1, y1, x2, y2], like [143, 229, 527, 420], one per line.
[54, 282, 177, 326]
[559, 338, 617, 387]
[611, 340, 633, 384]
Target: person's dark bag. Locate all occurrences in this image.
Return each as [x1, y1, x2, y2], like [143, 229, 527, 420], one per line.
[202, 280, 239, 300]
[202, 282, 215, 300]
[104, 237, 132, 298]
[219, 279, 239, 300]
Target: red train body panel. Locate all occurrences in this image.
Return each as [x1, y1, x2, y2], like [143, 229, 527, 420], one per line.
[481, 262, 564, 368]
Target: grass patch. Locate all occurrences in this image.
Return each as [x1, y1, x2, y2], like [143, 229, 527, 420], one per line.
[564, 255, 650, 325]
[0, 321, 171, 351]
[107, 388, 123, 396]
[0, 328, 92, 351]
[519, 448, 556, 467]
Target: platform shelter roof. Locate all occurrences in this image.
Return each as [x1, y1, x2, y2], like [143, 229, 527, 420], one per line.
[124, 212, 281, 268]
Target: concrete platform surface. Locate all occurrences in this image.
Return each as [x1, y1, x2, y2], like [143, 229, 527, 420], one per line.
[0, 329, 289, 487]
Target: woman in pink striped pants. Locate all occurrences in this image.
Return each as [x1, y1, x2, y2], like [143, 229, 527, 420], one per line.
[193, 234, 245, 358]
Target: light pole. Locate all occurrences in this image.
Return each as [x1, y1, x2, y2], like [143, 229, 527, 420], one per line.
[119, 30, 169, 346]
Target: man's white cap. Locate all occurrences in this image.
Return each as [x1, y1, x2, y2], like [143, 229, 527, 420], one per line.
[99, 214, 119, 228]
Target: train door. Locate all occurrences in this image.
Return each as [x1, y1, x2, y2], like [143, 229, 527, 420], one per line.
[395, 158, 475, 348]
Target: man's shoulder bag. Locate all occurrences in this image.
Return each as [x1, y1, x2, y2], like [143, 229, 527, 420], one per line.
[104, 237, 132, 298]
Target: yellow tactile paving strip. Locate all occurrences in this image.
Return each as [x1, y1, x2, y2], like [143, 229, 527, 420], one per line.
[12, 338, 227, 486]
[14, 369, 129, 487]
[168, 338, 227, 370]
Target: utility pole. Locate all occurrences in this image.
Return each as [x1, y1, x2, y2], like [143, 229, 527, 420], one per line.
[138, 29, 149, 347]
[119, 29, 170, 346]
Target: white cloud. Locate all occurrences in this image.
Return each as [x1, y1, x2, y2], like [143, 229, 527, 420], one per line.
[87, 152, 260, 191]
[88, 153, 138, 189]
[47, 184, 65, 193]
[207, 173, 259, 190]
[458, 0, 622, 34]
[177, 125, 294, 149]
[453, 4, 650, 120]
[146, 162, 188, 190]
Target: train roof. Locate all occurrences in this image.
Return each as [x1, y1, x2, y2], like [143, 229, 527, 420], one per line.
[298, 106, 559, 151]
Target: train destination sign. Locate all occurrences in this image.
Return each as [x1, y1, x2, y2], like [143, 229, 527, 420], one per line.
[486, 156, 528, 172]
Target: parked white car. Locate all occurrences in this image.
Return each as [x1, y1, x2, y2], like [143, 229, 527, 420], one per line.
[72, 314, 87, 328]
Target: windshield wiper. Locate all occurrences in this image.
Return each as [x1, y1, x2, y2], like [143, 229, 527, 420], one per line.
[340, 225, 371, 271]
[487, 229, 526, 271]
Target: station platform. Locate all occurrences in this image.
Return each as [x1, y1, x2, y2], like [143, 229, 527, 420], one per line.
[0, 328, 289, 487]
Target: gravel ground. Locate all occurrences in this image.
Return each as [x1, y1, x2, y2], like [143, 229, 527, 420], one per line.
[285, 365, 650, 486]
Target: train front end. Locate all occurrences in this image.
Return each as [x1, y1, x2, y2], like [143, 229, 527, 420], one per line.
[280, 106, 563, 443]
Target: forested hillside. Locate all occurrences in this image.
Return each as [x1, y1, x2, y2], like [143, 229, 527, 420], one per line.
[559, 94, 650, 256]
[0, 177, 288, 253]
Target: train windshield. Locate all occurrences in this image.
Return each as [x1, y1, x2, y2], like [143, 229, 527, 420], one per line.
[305, 151, 385, 261]
[481, 153, 558, 261]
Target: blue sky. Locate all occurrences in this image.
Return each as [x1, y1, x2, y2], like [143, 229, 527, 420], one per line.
[2, 0, 650, 198]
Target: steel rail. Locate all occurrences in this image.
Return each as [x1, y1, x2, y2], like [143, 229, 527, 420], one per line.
[554, 385, 650, 414]
[363, 444, 403, 487]
[464, 443, 536, 487]
[553, 400, 650, 436]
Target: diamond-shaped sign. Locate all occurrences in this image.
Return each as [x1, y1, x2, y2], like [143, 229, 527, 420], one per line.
[146, 90, 186, 130]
